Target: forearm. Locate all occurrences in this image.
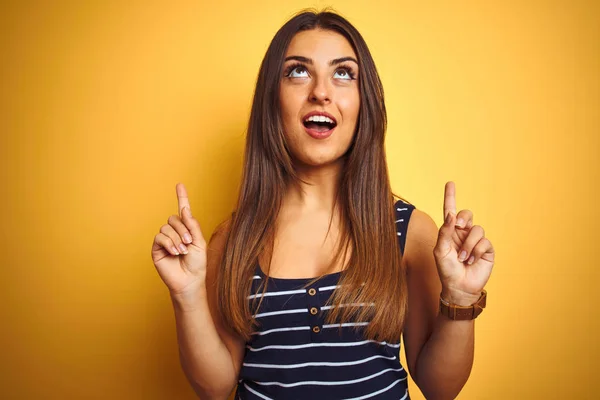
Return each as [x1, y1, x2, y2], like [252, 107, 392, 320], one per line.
[171, 285, 236, 399]
[414, 290, 479, 400]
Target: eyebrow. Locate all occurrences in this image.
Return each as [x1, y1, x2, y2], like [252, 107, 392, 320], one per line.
[284, 55, 359, 66]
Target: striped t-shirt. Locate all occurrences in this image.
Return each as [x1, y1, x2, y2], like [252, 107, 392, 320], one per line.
[234, 199, 416, 399]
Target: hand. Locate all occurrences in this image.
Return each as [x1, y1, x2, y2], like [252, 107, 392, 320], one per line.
[433, 181, 495, 306]
[151, 183, 208, 296]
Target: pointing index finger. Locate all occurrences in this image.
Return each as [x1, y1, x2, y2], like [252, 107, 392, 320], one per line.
[176, 182, 190, 217]
[444, 181, 456, 220]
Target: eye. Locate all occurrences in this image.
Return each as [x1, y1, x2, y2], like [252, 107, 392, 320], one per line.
[286, 65, 309, 78]
[334, 67, 354, 80]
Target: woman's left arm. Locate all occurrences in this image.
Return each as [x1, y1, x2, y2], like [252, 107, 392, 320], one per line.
[402, 181, 495, 400]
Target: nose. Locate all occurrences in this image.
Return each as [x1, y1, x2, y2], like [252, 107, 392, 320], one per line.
[309, 77, 331, 104]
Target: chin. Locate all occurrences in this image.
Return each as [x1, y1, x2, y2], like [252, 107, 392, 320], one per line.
[286, 131, 353, 168]
[295, 150, 346, 168]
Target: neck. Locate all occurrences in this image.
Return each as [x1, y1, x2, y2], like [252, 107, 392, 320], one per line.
[283, 158, 344, 213]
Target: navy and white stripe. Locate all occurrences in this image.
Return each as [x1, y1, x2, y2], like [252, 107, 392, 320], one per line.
[235, 199, 415, 399]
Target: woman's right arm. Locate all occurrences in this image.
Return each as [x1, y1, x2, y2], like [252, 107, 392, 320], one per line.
[171, 220, 245, 399]
[151, 183, 245, 399]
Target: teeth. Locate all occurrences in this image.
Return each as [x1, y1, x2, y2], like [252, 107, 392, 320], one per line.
[305, 115, 334, 124]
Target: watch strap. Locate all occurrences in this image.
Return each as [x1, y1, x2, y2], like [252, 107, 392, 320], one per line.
[439, 289, 487, 320]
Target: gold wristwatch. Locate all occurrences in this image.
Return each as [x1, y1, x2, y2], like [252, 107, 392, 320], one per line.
[439, 290, 487, 320]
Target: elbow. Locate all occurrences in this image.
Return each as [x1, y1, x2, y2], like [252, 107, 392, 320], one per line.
[181, 362, 237, 399]
[411, 360, 472, 399]
[420, 390, 462, 400]
[412, 369, 470, 400]
[178, 352, 238, 399]
[189, 380, 236, 400]
[416, 377, 469, 400]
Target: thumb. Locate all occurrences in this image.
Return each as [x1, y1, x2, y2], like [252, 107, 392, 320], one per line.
[181, 206, 206, 246]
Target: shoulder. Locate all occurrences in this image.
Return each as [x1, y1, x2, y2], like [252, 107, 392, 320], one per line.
[406, 208, 438, 245]
[207, 214, 234, 254]
[205, 215, 234, 282]
[394, 200, 438, 270]
[213, 213, 234, 237]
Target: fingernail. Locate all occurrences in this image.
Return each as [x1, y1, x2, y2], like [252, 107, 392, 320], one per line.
[179, 244, 188, 254]
[456, 218, 464, 228]
[459, 250, 467, 261]
[468, 255, 475, 265]
[171, 246, 180, 255]
[183, 233, 192, 244]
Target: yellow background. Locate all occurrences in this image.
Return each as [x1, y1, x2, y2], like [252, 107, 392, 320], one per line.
[1, 0, 598, 398]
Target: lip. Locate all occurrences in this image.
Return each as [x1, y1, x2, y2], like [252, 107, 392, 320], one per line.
[302, 110, 337, 140]
[304, 124, 335, 139]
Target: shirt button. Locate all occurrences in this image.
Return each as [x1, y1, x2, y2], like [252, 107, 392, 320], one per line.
[308, 288, 316, 296]
[310, 307, 318, 315]
[312, 326, 321, 333]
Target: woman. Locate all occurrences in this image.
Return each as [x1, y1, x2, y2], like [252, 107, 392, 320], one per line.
[151, 9, 495, 400]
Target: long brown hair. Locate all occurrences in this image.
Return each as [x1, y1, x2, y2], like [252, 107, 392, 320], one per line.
[216, 8, 411, 343]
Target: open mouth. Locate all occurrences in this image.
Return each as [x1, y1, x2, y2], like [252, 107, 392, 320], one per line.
[302, 115, 337, 133]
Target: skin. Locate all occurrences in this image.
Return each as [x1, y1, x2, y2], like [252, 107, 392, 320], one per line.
[279, 28, 360, 170]
[262, 28, 361, 277]
[152, 28, 495, 400]
[402, 182, 495, 398]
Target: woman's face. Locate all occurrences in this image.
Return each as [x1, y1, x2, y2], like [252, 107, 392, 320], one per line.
[279, 28, 360, 168]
